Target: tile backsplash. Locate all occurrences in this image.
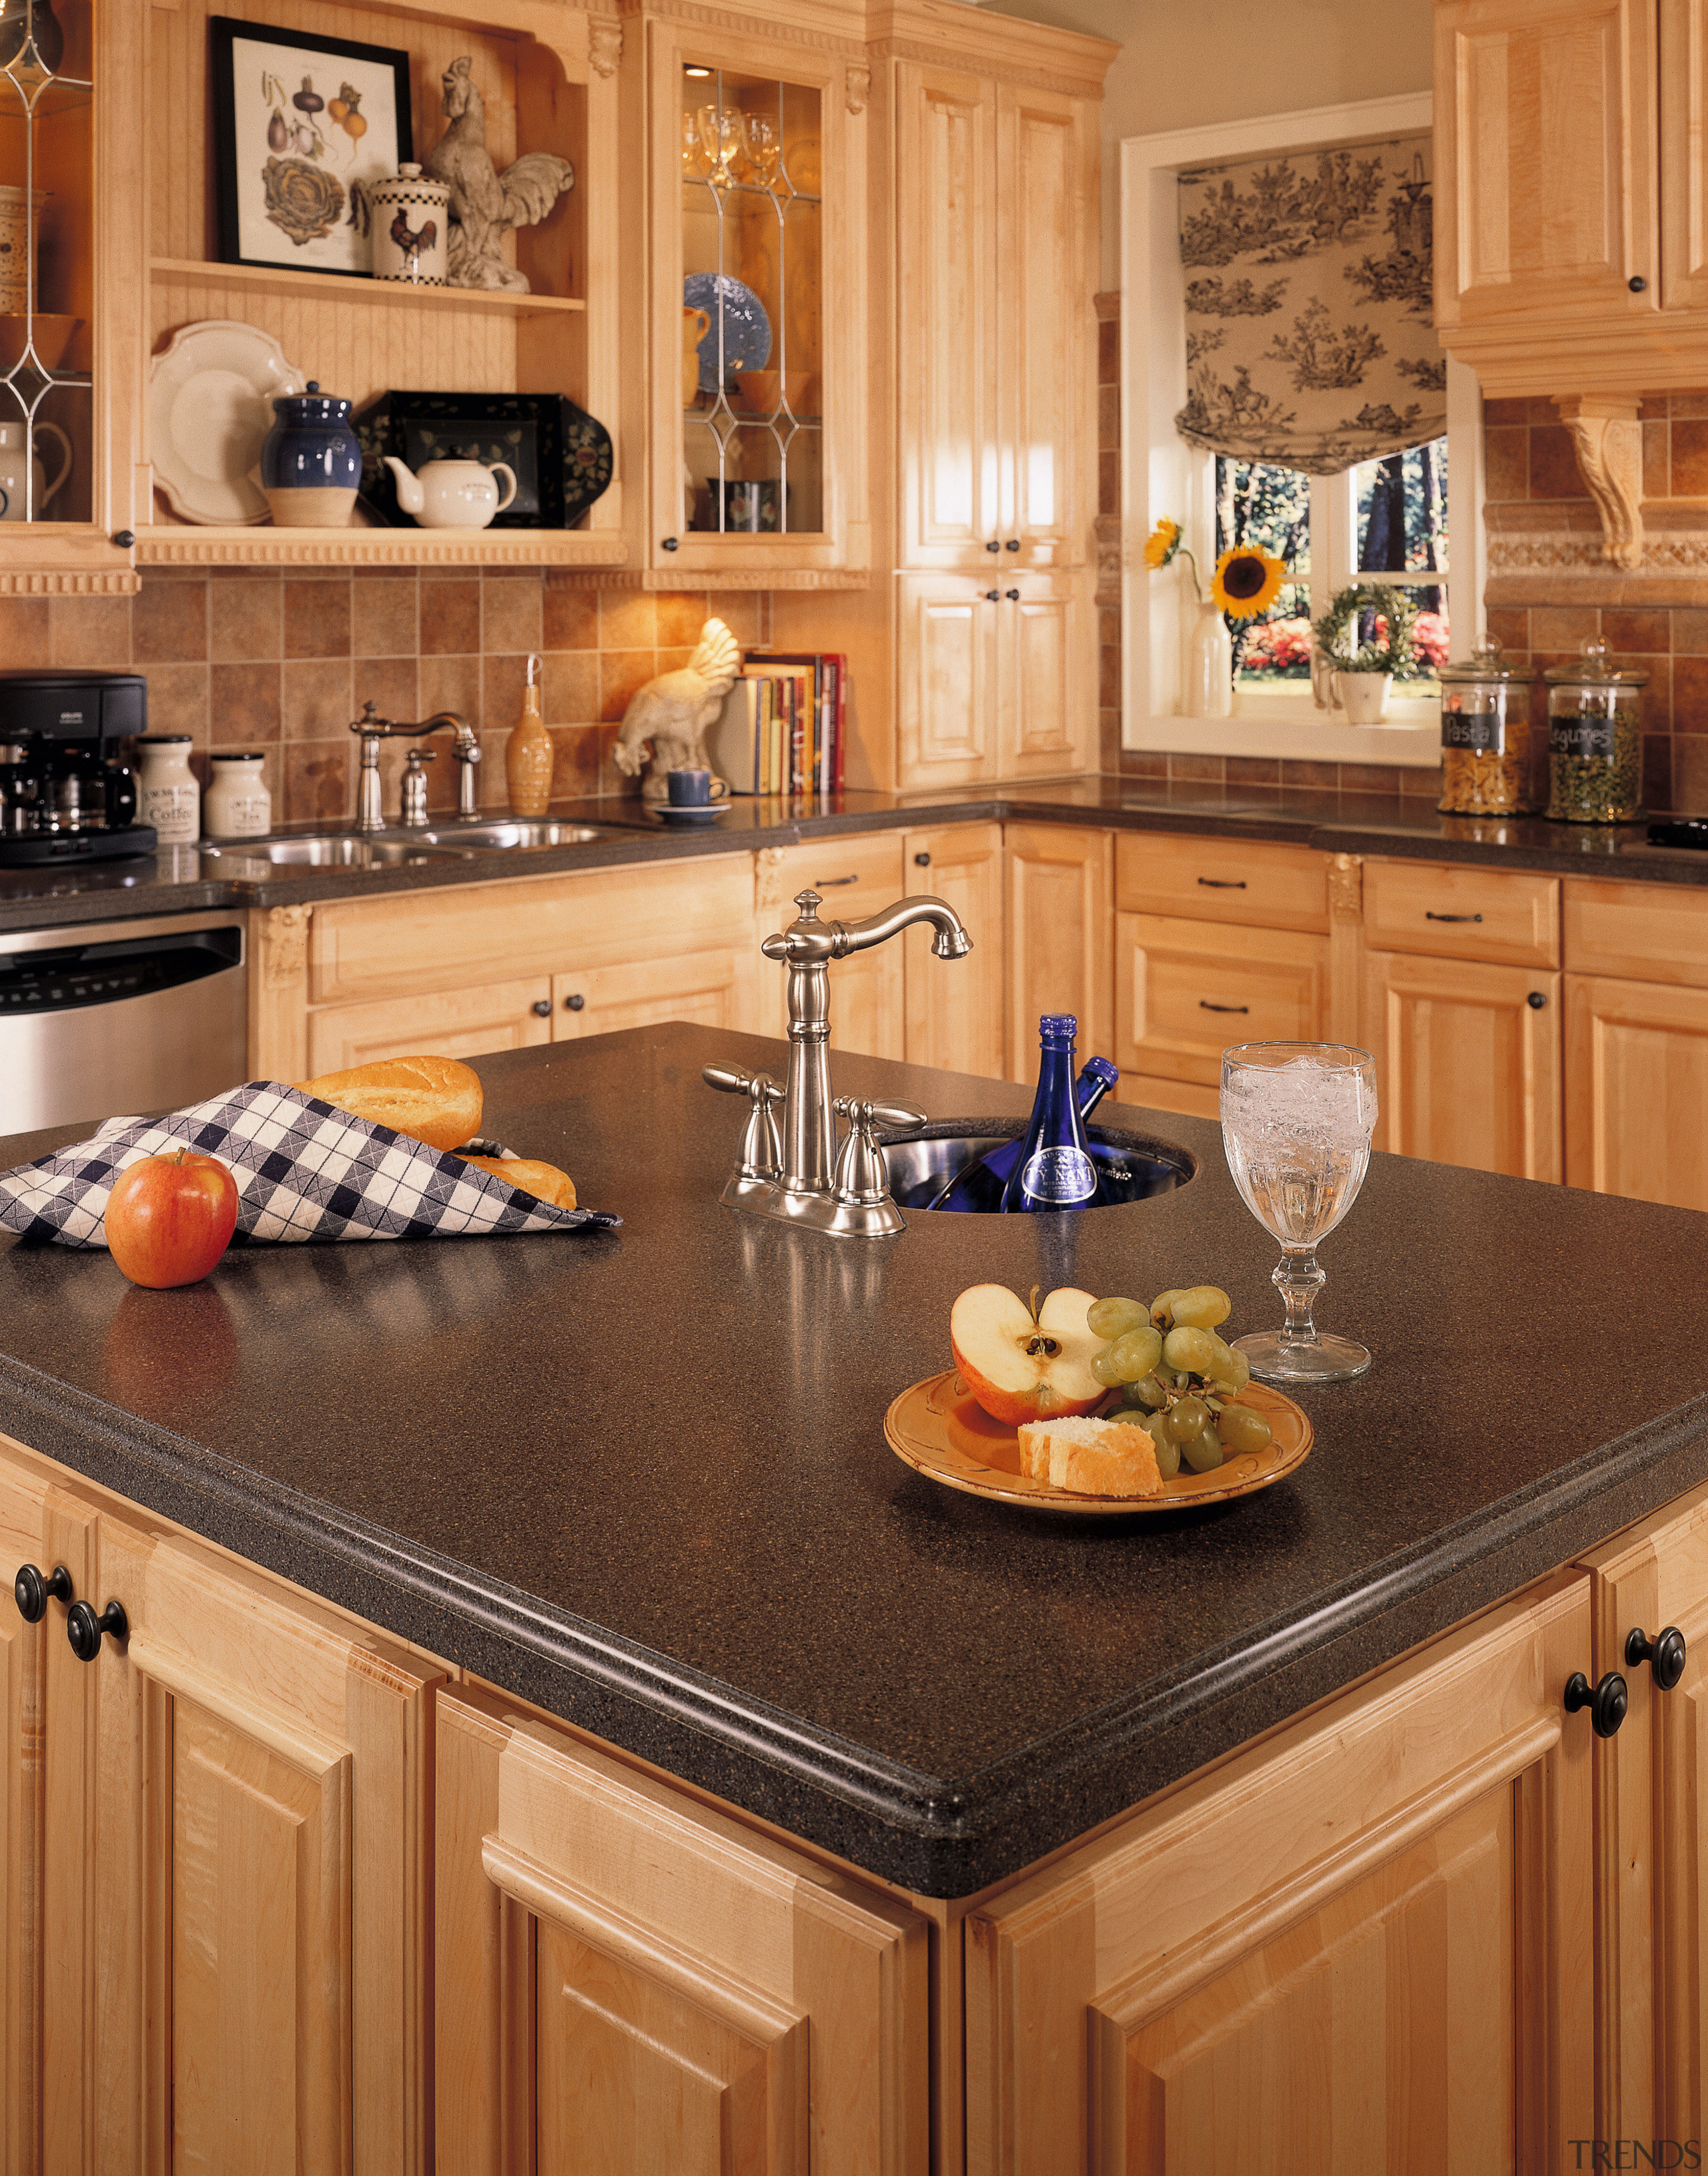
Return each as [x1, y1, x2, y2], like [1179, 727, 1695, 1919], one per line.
[2, 574, 767, 828]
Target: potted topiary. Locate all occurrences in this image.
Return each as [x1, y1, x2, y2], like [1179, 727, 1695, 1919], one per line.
[1311, 585, 1419, 725]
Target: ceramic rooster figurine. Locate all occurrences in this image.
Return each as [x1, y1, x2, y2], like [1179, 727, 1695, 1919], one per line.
[424, 57, 574, 292]
[614, 619, 743, 802]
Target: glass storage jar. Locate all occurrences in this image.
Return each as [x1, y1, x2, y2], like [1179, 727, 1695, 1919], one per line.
[134, 733, 198, 843]
[1545, 639, 1645, 823]
[1437, 637, 1537, 814]
[203, 751, 270, 838]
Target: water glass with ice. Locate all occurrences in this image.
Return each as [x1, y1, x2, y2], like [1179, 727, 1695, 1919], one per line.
[1219, 1041, 1379, 1384]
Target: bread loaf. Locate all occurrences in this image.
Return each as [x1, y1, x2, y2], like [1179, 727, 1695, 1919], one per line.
[296, 1056, 483, 1152]
[1016, 1416, 1164, 1498]
[456, 1154, 577, 1211]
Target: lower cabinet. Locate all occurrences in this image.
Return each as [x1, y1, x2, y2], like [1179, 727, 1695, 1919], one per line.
[1004, 822, 1114, 1082]
[307, 977, 555, 1073]
[903, 821, 1007, 1079]
[1565, 972, 1708, 1209]
[550, 949, 753, 1042]
[434, 1684, 930, 2175]
[756, 835, 907, 1062]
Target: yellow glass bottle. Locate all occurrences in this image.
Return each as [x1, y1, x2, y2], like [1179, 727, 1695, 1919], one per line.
[505, 653, 553, 817]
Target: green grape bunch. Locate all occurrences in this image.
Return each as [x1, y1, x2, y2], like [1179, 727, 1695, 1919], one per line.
[1084, 1287, 1273, 1479]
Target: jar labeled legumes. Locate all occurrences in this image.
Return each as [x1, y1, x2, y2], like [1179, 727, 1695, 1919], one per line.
[1437, 637, 1538, 815]
[203, 751, 271, 838]
[1545, 639, 1645, 824]
[134, 733, 199, 844]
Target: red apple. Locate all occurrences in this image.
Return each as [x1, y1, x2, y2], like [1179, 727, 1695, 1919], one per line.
[105, 1149, 240, 1290]
[949, 1283, 1104, 1428]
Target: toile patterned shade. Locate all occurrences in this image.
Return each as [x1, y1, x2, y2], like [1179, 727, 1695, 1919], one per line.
[1174, 135, 1446, 476]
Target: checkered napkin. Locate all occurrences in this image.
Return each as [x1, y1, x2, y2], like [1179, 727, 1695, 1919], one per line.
[0, 1081, 619, 1248]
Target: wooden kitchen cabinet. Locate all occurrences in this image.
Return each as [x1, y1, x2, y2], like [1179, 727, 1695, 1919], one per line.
[1565, 972, 1708, 1209]
[965, 1571, 1595, 2173]
[435, 1682, 929, 2175]
[756, 836, 907, 1060]
[552, 949, 754, 1041]
[895, 573, 1088, 788]
[903, 822, 1007, 1079]
[1115, 912, 1328, 1113]
[306, 977, 555, 1074]
[1004, 823, 1114, 1082]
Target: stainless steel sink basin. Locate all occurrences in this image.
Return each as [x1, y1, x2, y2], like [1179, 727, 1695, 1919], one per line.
[881, 1118, 1196, 1211]
[416, 820, 621, 849]
[199, 833, 478, 869]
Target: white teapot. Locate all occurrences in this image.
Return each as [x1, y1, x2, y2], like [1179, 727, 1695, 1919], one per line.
[384, 453, 517, 530]
[0, 418, 70, 522]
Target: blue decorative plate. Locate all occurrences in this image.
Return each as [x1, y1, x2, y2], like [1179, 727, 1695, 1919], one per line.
[683, 273, 772, 393]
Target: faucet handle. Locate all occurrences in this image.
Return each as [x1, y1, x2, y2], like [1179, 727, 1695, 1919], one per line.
[830, 1098, 927, 1210]
[837, 1096, 927, 1136]
[703, 1064, 783, 1102]
[703, 1064, 784, 1182]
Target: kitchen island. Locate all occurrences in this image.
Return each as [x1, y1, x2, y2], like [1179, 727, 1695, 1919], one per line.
[4, 1024, 1707, 2169]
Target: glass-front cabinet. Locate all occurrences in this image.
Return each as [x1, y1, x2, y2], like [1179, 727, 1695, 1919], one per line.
[0, 0, 140, 587]
[647, 15, 866, 582]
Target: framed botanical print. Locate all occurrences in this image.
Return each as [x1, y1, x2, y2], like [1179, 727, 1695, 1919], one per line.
[209, 17, 413, 278]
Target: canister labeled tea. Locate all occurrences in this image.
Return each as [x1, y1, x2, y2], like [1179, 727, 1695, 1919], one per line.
[1545, 639, 1643, 823]
[1438, 637, 1537, 815]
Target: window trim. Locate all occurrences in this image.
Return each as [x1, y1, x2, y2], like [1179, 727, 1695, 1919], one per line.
[1119, 90, 1483, 767]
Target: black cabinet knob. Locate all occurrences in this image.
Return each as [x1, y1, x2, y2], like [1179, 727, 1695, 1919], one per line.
[913, 851, 931, 866]
[1565, 1668, 1628, 1736]
[1005, 538, 1020, 551]
[661, 536, 679, 551]
[985, 540, 1000, 553]
[984, 589, 1000, 601]
[66, 1597, 127, 1662]
[111, 528, 135, 549]
[14, 1562, 71, 1623]
[564, 993, 585, 1012]
[530, 999, 552, 1017]
[1630, 275, 1648, 292]
[1627, 1624, 1687, 1691]
[1527, 991, 1548, 1010]
[1005, 588, 1020, 601]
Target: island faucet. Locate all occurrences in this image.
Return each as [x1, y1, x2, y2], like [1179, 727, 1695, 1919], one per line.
[350, 701, 481, 830]
[704, 887, 973, 1236]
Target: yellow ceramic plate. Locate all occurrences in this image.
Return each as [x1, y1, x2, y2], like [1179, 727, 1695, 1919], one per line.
[883, 1371, 1312, 1515]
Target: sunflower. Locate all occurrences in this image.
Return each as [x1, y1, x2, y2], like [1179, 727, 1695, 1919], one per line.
[1210, 546, 1287, 620]
[1144, 517, 1182, 570]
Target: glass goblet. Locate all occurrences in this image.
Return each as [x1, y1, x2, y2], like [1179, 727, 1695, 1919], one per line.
[1219, 1041, 1378, 1384]
[697, 104, 746, 186]
[743, 113, 781, 189]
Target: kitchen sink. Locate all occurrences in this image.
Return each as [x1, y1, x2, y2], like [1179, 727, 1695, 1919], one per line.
[416, 821, 622, 849]
[881, 1118, 1196, 1211]
[199, 834, 479, 869]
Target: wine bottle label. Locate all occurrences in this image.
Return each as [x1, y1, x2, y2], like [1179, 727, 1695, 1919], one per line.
[1019, 1145, 1097, 1204]
[1550, 715, 1615, 760]
[1442, 707, 1502, 753]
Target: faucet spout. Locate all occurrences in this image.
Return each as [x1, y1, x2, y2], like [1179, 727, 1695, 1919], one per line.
[835, 895, 973, 961]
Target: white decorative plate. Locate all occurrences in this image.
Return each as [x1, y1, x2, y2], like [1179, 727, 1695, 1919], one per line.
[149, 319, 304, 526]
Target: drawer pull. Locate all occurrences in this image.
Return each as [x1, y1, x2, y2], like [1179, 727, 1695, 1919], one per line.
[14, 1562, 71, 1623]
[1199, 1000, 1249, 1014]
[815, 874, 860, 887]
[1424, 911, 1484, 923]
[1627, 1625, 1687, 1691]
[67, 1597, 127, 1662]
[913, 852, 931, 867]
[530, 999, 552, 1017]
[1565, 1668, 1628, 1737]
[1196, 877, 1246, 889]
[1527, 991, 1547, 1010]
[564, 994, 585, 1012]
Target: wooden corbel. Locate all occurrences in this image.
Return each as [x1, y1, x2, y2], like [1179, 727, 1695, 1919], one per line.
[1553, 395, 1644, 570]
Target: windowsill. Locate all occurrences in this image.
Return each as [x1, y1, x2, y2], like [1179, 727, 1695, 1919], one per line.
[1125, 710, 1441, 767]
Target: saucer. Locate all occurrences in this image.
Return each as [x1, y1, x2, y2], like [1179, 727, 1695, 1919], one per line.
[653, 803, 730, 824]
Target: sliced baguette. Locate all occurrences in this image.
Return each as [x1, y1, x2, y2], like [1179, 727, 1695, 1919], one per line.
[1016, 1415, 1165, 1499]
[456, 1154, 577, 1210]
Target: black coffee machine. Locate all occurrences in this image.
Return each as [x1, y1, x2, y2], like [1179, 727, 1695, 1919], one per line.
[0, 669, 157, 865]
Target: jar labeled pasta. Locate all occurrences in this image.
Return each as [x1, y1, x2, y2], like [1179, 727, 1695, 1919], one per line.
[1438, 637, 1537, 815]
[1545, 639, 1644, 823]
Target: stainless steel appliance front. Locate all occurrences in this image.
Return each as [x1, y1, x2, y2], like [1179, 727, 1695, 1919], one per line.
[0, 910, 248, 1135]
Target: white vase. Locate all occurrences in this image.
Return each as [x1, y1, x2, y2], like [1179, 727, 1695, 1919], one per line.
[1184, 603, 1233, 718]
[1333, 669, 1393, 726]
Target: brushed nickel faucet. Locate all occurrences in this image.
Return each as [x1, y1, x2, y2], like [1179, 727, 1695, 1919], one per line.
[705, 887, 972, 1236]
[350, 701, 481, 830]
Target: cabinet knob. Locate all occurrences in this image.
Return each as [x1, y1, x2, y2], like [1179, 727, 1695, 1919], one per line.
[66, 1597, 127, 1662]
[1565, 1668, 1628, 1736]
[985, 540, 1000, 553]
[14, 1562, 71, 1623]
[984, 589, 1000, 601]
[1005, 588, 1020, 601]
[1630, 275, 1648, 292]
[564, 993, 585, 1012]
[1005, 538, 1020, 551]
[530, 999, 552, 1017]
[661, 536, 679, 551]
[111, 529, 135, 549]
[1626, 1624, 1687, 1690]
[913, 851, 931, 866]
[1527, 990, 1548, 1010]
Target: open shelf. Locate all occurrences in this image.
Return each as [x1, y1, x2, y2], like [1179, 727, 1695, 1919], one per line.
[150, 258, 586, 318]
[133, 523, 627, 569]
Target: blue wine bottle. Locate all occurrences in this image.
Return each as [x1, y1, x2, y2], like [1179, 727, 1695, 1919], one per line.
[928, 1053, 1118, 1211]
[999, 1015, 1104, 1212]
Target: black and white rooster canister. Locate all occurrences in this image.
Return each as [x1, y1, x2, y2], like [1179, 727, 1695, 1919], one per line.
[368, 162, 450, 286]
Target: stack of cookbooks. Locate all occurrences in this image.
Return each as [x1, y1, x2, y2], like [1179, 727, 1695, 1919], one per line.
[709, 652, 847, 796]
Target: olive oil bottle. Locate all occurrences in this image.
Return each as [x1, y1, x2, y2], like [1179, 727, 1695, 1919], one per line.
[505, 653, 553, 817]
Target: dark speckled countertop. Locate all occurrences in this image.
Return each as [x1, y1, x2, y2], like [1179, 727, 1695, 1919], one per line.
[4, 775, 1708, 934]
[3, 1024, 1708, 1896]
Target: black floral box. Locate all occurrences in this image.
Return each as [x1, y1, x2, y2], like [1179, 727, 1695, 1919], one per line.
[350, 391, 613, 530]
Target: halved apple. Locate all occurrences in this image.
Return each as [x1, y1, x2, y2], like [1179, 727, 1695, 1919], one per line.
[949, 1284, 1104, 1428]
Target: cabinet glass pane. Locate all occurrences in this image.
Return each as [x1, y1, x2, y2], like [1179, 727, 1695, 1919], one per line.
[0, 0, 92, 522]
[679, 63, 821, 536]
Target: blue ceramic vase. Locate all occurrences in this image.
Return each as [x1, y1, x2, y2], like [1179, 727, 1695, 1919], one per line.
[261, 382, 362, 529]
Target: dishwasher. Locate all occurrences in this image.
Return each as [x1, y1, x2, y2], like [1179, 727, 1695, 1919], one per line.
[0, 910, 248, 1136]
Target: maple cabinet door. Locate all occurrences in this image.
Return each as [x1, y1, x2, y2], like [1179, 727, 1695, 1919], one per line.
[89, 1518, 440, 2175]
[755, 837, 907, 1059]
[1004, 824, 1114, 1081]
[897, 575, 1001, 788]
[999, 578, 1089, 780]
[435, 1685, 929, 2176]
[551, 948, 759, 1044]
[1114, 910, 1328, 1092]
[965, 1574, 1597, 2175]
[1363, 948, 1563, 1180]
[1434, 0, 1659, 328]
[903, 823, 1007, 1079]
[1565, 972, 1708, 1210]
[305, 978, 554, 1074]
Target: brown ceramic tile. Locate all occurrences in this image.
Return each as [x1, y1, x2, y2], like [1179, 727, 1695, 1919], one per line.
[482, 652, 530, 731]
[1527, 397, 1563, 426]
[419, 580, 480, 655]
[1336, 762, 1404, 795]
[132, 579, 207, 663]
[1226, 755, 1280, 787]
[209, 663, 281, 746]
[282, 577, 351, 659]
[598, 591, 657, 651]
[542, 650, 599, 723]
[1645, 732, 1675, 811]
[208, 577, 280, 663]
[1603, 607, 1670, 653]
[1530, 424, 1588, 500]
[1531, 605, 1601, 650]
[593, 721, 642, 798]
[1673, 735, 1708, 812]
[1670, 392, 1708, 420]
[1098, 385, 1120, 453]
[1098, 318, 1118, 384]
[352, 577, 418, 659]
[282, 659, 352, 742]
[655, 591, 713, 646]
[549, 724, 602, 801]
[1671, 609, 1708, 654]
[1671, 420, 1708, 494]
[1396, 765, 1444, 799]
[1280, 758, 1342, 789]
[1484, 427, 1529, 502]
[354, 657, 418, 727]
[705, 592, 764, 646]
[1098, 450, 1118, 518]
[1484, 608, 1529, 656]
[482, 574, 543, 655]
[1482, 397, 1531, 426]
[1640, 395, 1672, 422]
[1168, 753, 1224, 784]
[1645, 419, 1671, 500]
[1118, 749, 1166, 779]
[48, 595, 130, 668]
[282, 740, 352, 827]
[419, 653, 483, 725]
[542, 581, 598, 651]
[600, 649, 655, 723]
[1645, 657, 1673, 731]
[1672, 655, 1708, 732]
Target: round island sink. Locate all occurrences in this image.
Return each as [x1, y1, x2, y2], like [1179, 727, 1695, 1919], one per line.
[881, 1118, 1196, 1212]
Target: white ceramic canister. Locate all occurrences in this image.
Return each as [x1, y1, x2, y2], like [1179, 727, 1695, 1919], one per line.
[203, 751, 271, 838]
[368, 163, 450, 286]
[134, 733, 199, 844]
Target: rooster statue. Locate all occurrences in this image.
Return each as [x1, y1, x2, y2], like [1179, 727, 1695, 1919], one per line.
[423, 57, 574, 293]
[613, 619, 743, 803]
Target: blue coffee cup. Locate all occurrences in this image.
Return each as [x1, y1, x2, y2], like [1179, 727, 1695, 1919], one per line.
[667, 767, 713, 807]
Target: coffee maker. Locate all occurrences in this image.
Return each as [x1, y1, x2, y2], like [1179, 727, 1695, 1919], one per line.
[0, 669, 157, 865]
